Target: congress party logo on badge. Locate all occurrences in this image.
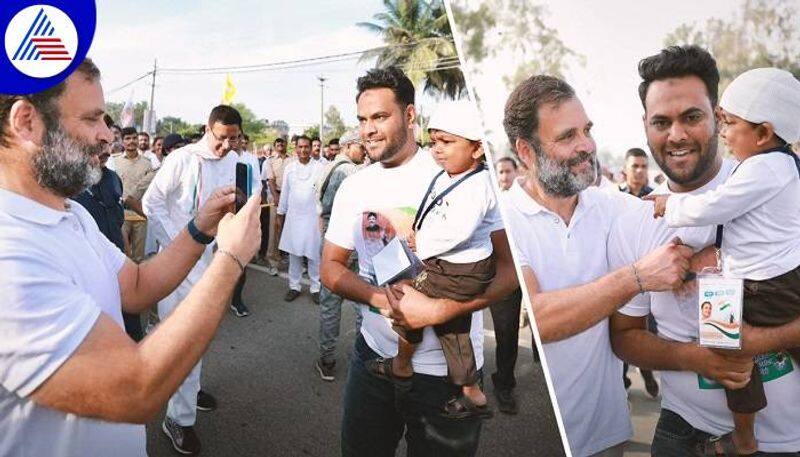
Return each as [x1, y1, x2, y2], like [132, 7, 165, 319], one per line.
[1, 1, 96, 94]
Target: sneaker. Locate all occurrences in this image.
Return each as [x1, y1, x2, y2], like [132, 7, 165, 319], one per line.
[284, 289, 301, 302]
[230, 301, 250, 317]
[315, 359, 335, 381]
[162, 416, 201, 455]
[266, 265, 278, 276]
[311, 292, 320, 304]
[495, 388, 518, 415]
[196, 390, 217, 412]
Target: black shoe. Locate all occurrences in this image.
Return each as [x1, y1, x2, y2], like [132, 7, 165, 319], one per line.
[642, 371, 660, 398]
[311, 292, 320, 304]
[284, 289, 301, 302]
[162, 416, 201, 455]
[315, 359, 335, 381]
[230, 301, 250, 317]
[495, 388, 518, 415]
[196, 390, 217, 412]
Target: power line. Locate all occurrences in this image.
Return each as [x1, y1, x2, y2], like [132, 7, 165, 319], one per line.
[157, 37, 455, 74]
[107, 71, 153, 94]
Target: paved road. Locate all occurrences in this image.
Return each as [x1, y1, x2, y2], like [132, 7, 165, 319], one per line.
[626, 369, 661, 456]
[146, 267, 566, 456]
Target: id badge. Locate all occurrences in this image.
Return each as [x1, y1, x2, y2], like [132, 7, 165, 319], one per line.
[697, 269, 743, 349]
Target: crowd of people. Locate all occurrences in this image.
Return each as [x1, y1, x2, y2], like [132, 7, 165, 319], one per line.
[0, 59, 530, 457]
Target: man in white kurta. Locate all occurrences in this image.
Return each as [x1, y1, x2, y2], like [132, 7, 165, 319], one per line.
[142, 105, 241, 452]
[277, 136, 323, 302]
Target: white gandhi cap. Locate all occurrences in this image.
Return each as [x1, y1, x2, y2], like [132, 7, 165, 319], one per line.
[427, 99, 484, 142]
[720, 67, 800, 144]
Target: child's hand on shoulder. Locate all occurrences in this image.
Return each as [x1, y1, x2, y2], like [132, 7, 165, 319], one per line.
[643, 194, 670, 219]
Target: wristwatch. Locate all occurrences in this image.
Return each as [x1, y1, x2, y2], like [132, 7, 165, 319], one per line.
[187, 218, 215, 245]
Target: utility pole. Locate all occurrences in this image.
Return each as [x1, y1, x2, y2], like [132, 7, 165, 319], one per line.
[147, 59, 157, 134]
[317, 75, 326, 141]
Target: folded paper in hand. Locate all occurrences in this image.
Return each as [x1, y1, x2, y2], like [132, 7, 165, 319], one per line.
[373, 237, 423, 286]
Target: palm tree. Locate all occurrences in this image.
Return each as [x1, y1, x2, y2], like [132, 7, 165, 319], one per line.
[358, 0, 466, 99]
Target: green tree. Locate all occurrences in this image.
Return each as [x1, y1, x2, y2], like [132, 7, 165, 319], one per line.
[324, 106, 348, 142]
[156, 116, 192, 136]
[665, 0, 800, 90]
[359, 0, 465, 99]
[231, 102, 267, 139]
[450, 0, 583, 90]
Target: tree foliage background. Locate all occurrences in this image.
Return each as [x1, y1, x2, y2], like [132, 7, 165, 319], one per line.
[359, 0, 465, 99]
[450, 0, 583, 91]
[665, 0, 800, 91]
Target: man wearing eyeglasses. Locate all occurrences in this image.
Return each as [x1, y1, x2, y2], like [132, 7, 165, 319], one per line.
[142, 105, 242, 454]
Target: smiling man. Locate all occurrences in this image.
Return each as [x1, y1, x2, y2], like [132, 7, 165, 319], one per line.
[608, 45, 800, 456]
[321, 67, 518, 456]
[0, 59, 261, 457]
[499, 74, 697, 456]
[143, 104, 245, 454]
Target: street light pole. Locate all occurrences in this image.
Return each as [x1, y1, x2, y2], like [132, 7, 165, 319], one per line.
[317, 75, 326, 141]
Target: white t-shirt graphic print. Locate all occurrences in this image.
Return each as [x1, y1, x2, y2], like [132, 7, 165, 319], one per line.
[325, 149, 487, 376]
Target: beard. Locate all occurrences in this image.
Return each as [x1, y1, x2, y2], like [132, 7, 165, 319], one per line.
[33, 128, 104, 198]
[370, 124, 409, 165]
[650, 133, 719, 187]
[535, 148, 597, 197]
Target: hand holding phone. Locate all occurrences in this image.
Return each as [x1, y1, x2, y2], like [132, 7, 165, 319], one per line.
[235, 162, 252, 213]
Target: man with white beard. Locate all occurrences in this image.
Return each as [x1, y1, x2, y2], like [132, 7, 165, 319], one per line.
[0, 58, 260, 457]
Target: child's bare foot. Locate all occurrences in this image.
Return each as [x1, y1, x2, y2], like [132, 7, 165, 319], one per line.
[731, 427, 758, 455]
[462, 383, 487, 407]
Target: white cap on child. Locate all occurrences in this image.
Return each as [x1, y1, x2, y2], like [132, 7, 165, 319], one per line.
[427, 100, 484, 142]
[720, 67, 800, 144]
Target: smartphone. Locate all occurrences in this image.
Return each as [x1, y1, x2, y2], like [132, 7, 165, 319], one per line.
[235, 162, 252, 213]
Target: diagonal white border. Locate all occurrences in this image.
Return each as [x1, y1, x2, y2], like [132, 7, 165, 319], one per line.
[442, 1, 574, 456]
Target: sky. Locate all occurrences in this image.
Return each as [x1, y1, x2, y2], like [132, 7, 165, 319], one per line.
[91, 0, 392, 134]
[453, 0, 793, 167]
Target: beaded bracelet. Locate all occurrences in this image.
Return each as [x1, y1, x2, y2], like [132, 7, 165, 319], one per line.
[217, 249, 245, 273]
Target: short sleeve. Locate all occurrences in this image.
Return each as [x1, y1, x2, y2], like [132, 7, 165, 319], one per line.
[607, 210, 651, 317]
[73, 201, 128, 274]
[0, 248, 101, 397]
[484, 187, 504, 232]
[325, 176, 358, 250]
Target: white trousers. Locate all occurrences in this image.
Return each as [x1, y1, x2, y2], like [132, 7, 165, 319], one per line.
[288, 254, 320, 293]
[158, 278, 201, 426]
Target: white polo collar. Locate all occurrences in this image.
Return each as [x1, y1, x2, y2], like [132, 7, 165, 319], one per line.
[507, 178, 598, 220]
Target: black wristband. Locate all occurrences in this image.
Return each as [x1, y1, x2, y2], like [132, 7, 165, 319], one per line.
[187, 218, 215, 245]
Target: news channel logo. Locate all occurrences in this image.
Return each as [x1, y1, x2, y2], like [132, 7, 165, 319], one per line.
[2, 1, 95, 94]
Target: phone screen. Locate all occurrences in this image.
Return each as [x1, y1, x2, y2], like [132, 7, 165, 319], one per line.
[235, 162, 251, 213]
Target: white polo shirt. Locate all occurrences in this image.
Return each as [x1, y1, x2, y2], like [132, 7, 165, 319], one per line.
[610, 159, 800, 453]
[502, 181, 636, 457]
[0, 189, 145, 456]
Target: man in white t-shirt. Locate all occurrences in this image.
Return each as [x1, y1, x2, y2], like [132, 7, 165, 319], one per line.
[500, 74, 696, 457]
[321, 67, 518, 456]
[609, 45, 800, 456]
[0, 59, 260, 457]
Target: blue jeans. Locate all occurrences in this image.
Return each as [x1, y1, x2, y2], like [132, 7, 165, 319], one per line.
[318, 285, 362, 365]
[652, 409, 799, 456]
[341, 335, 483, 457]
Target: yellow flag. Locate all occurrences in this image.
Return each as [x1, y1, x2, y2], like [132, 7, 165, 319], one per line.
[222, 73, 237, 105]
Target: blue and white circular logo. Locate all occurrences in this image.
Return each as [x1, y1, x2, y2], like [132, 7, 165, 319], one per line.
[5, 5, 78, 78]
[1, 1, 96, 94]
